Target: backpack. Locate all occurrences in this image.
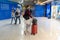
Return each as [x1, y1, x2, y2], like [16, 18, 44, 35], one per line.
[15, 12, 19, 15]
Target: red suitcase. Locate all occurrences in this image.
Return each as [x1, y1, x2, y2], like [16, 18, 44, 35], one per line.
[31, 24, 37, 35]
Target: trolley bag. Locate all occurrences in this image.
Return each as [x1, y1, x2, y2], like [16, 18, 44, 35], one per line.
[31, 18, 37, 35]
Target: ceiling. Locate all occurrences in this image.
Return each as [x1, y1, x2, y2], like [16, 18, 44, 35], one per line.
[10, 0, 52, 3]
[9, 0, 53, 5]
[39, 0, 47, 2]
[10, 0, 23, 2]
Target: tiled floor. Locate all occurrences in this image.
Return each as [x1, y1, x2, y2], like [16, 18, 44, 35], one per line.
[0, 17, 60, 40]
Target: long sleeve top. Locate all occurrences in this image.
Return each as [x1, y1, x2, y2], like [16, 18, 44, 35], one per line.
[23, 9, 32, 20]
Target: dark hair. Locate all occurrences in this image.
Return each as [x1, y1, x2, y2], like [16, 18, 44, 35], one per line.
[12, 9, 15, 12]
[25, 5, 29, 8]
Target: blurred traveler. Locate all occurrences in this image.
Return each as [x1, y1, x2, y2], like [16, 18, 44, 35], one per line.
[11, 9, 15, 24]
[23, 5, 33, 35]
[15, 8, 21, 24]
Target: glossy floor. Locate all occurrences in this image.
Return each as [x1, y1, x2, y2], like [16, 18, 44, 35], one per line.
[0, 17, 60, 40]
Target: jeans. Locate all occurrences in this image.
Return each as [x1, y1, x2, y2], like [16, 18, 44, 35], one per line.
[15, 16, 21, 24]
[11, 17, 15, 24]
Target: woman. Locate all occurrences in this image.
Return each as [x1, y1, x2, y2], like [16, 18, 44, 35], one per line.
[23, 5, 33, 35]
[11, 9, 15, 24]
[15, 8, 21, 24]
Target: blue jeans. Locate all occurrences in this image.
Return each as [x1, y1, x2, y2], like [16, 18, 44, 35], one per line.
[11, 17, 15, 24]
[15, 16, 21, 24]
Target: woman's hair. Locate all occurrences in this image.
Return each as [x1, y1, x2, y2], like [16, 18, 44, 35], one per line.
[25, 5, 29, 8]
[12, 9, 15, 13]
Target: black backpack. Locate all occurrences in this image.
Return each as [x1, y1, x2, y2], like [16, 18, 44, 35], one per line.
[15, 12, 18, 15]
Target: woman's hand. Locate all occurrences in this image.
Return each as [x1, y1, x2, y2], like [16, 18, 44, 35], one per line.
[22, 12, 24, 16]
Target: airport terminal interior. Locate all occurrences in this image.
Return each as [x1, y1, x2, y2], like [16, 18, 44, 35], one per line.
[0, 0, 60, 40]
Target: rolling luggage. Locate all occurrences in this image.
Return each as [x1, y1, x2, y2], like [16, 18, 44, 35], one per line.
[31, 18, 37, 35]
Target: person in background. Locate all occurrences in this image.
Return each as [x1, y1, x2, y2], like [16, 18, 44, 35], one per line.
[23, 5, 33, 35]
[30, 5, 35, 16]
[11, 9, 15, 24]
[15, 8, 21, 24]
